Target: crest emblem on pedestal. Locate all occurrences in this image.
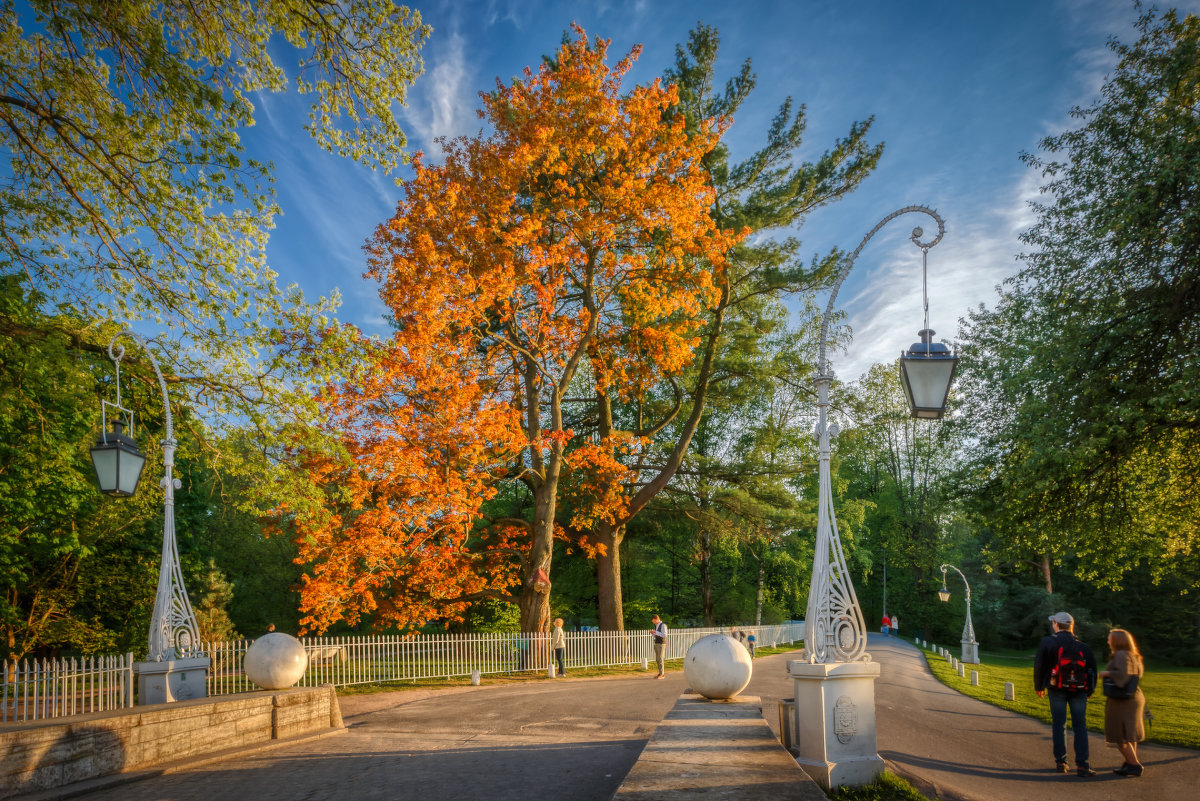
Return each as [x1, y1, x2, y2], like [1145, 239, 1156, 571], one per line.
[834, 695, 857, 743]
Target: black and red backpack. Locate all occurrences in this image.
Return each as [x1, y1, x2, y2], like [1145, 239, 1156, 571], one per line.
[1051, 638, 1090, 692]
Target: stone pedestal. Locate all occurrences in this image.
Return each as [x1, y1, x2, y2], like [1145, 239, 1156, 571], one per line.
[135, 656, 211, 704]
[787, 659, 885, 790]
[961, 640, 980, 664]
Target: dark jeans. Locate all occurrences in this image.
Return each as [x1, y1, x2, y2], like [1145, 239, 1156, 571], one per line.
[554, 647, 565, 676]
[1047, 688, 1090, 765]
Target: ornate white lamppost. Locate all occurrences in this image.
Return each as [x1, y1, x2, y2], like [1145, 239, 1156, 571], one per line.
[789, 206, 954, 790]
[938, 563, 979, 664]
[90, 331, 209, 703]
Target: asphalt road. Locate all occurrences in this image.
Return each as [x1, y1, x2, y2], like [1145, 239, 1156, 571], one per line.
[62, 635, 1200, 801]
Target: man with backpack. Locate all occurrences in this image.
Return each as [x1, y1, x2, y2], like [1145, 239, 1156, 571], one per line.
[1034, 611, 1098, 777]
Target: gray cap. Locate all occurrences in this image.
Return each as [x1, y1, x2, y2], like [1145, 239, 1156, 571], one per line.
[1048, 611, 1074, 626]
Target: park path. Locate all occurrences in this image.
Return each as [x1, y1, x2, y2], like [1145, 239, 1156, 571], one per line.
[50, 634, 1200, 801]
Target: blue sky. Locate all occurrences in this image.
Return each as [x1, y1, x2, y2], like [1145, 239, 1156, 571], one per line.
[248, 0, 1198, 381]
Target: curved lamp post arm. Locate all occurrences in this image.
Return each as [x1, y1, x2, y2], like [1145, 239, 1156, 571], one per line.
[939, 563, 976, 647]
[939, 563, 971, 601]
[817, 206, 945, 375]
[804, 206, 945, 665]
[106, 332, 202, 662]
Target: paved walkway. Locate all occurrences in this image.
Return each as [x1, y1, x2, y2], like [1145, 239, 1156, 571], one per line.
[49, 635, 1200, 801]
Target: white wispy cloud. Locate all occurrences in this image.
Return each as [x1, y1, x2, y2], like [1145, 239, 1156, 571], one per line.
[402, 28, 478, 156]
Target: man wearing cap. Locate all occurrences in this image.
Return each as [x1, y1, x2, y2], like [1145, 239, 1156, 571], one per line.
[1034, 611, 1098, 777]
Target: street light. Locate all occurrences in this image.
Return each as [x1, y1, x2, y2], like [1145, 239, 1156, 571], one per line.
[92, 331, 209, 703]
[789, 206, 949, 790]
[90, 400, 146, 497]
[898, 227, 958, 419]
[938, 563, 978, 664]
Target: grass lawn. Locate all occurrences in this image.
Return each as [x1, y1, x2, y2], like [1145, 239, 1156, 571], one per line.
[916, 642, 1200, 750]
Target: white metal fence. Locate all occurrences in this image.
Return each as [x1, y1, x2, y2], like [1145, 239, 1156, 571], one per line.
[1, 623, 804, 724]
[2, 653, 134, 724]
[208, 621, 805, 696]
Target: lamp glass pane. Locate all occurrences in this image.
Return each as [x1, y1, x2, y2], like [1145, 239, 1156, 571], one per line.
[118, 449, 146, 495]
[91, 447, 118, 493]
[903, 358, 956, 411]
[938, 588, 951, 603]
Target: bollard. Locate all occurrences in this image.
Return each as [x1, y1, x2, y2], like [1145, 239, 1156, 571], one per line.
[957, 663, 965, 678]
[1004, 682, 1015, 701]
[641, 657, 648, 671]
[548, 663, 557, 679]
[971, 670, 980, 686]
[471, 669, 481, 686]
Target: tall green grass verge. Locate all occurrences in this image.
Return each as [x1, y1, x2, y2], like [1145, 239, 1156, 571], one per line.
[831, 771, 931, 801]
[917, 643, 1200, 750]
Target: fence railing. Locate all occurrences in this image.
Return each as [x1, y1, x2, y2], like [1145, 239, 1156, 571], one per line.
[2, 623, 804, 724]
[2, 653, 134, 724]
[208, 621, 805, 696]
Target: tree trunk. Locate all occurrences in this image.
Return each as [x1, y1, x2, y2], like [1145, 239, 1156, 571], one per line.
[755, 559, 765, 626]
[699, 530, 714, 626]
[1040, 553, 1053, 595]
[519, 480, 558, 633]
[596, 521, 625, 630]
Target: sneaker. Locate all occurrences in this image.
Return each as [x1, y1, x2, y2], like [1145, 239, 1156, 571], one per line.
[656, 673, 665, 679]
[1056, 763, 1069, 774]
[1077, 766, 1097, 777]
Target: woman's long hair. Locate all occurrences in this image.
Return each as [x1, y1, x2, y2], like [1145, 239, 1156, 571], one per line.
[1110, 628, 1142, 663]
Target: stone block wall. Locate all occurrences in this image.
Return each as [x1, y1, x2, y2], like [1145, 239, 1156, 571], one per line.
[0, 685, 341, 799]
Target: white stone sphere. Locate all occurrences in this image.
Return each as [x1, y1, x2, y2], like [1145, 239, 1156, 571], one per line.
[244, 632, 308, 690]
[683, 634, 753, 700]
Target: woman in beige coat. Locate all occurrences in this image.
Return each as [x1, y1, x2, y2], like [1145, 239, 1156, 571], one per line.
[1097, 628, 1145, 777]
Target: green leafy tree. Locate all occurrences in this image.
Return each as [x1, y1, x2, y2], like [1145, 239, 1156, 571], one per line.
[0, 277, 167, 663]
[954, 8, 1200, 592]
[1, 0, 428, 503]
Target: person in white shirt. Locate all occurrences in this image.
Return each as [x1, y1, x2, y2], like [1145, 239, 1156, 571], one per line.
[651, 615, 668, 678]
[551, 618, 566, 677]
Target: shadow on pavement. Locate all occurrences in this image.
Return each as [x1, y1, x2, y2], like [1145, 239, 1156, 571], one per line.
[73, 739, 647, 801]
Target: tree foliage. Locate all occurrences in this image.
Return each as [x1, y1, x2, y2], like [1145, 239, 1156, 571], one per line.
[1, 0, 427, 482]
[295, 27, 744, 634]
[954, 8, 1200, 590]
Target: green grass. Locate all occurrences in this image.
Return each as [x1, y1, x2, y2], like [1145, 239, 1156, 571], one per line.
[917, 643, 1200, 750]
[831, 771, 931, 801]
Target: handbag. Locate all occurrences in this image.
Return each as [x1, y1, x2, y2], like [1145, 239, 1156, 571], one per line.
[1102, 674, 1139, 700]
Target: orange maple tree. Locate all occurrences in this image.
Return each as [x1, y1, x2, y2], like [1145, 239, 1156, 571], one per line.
[293, 27, 746, 634]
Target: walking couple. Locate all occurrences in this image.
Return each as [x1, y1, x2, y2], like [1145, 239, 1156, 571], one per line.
[1034, 611, 1147, 778]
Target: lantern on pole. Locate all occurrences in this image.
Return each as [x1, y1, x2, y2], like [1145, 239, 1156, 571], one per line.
[90, 364, 146, 496]
[898, 232, 958, 419]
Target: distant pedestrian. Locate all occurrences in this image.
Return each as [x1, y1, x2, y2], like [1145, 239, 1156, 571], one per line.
[1034, 611, 1098, 777]
[551, 618, 566, 677]
[651, 615, 668, 678]
[890, 614, 899, 637]
[881, 614, 890, 635]
[746, 630, 757, 657]
[1098, 628, 1145, 777]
